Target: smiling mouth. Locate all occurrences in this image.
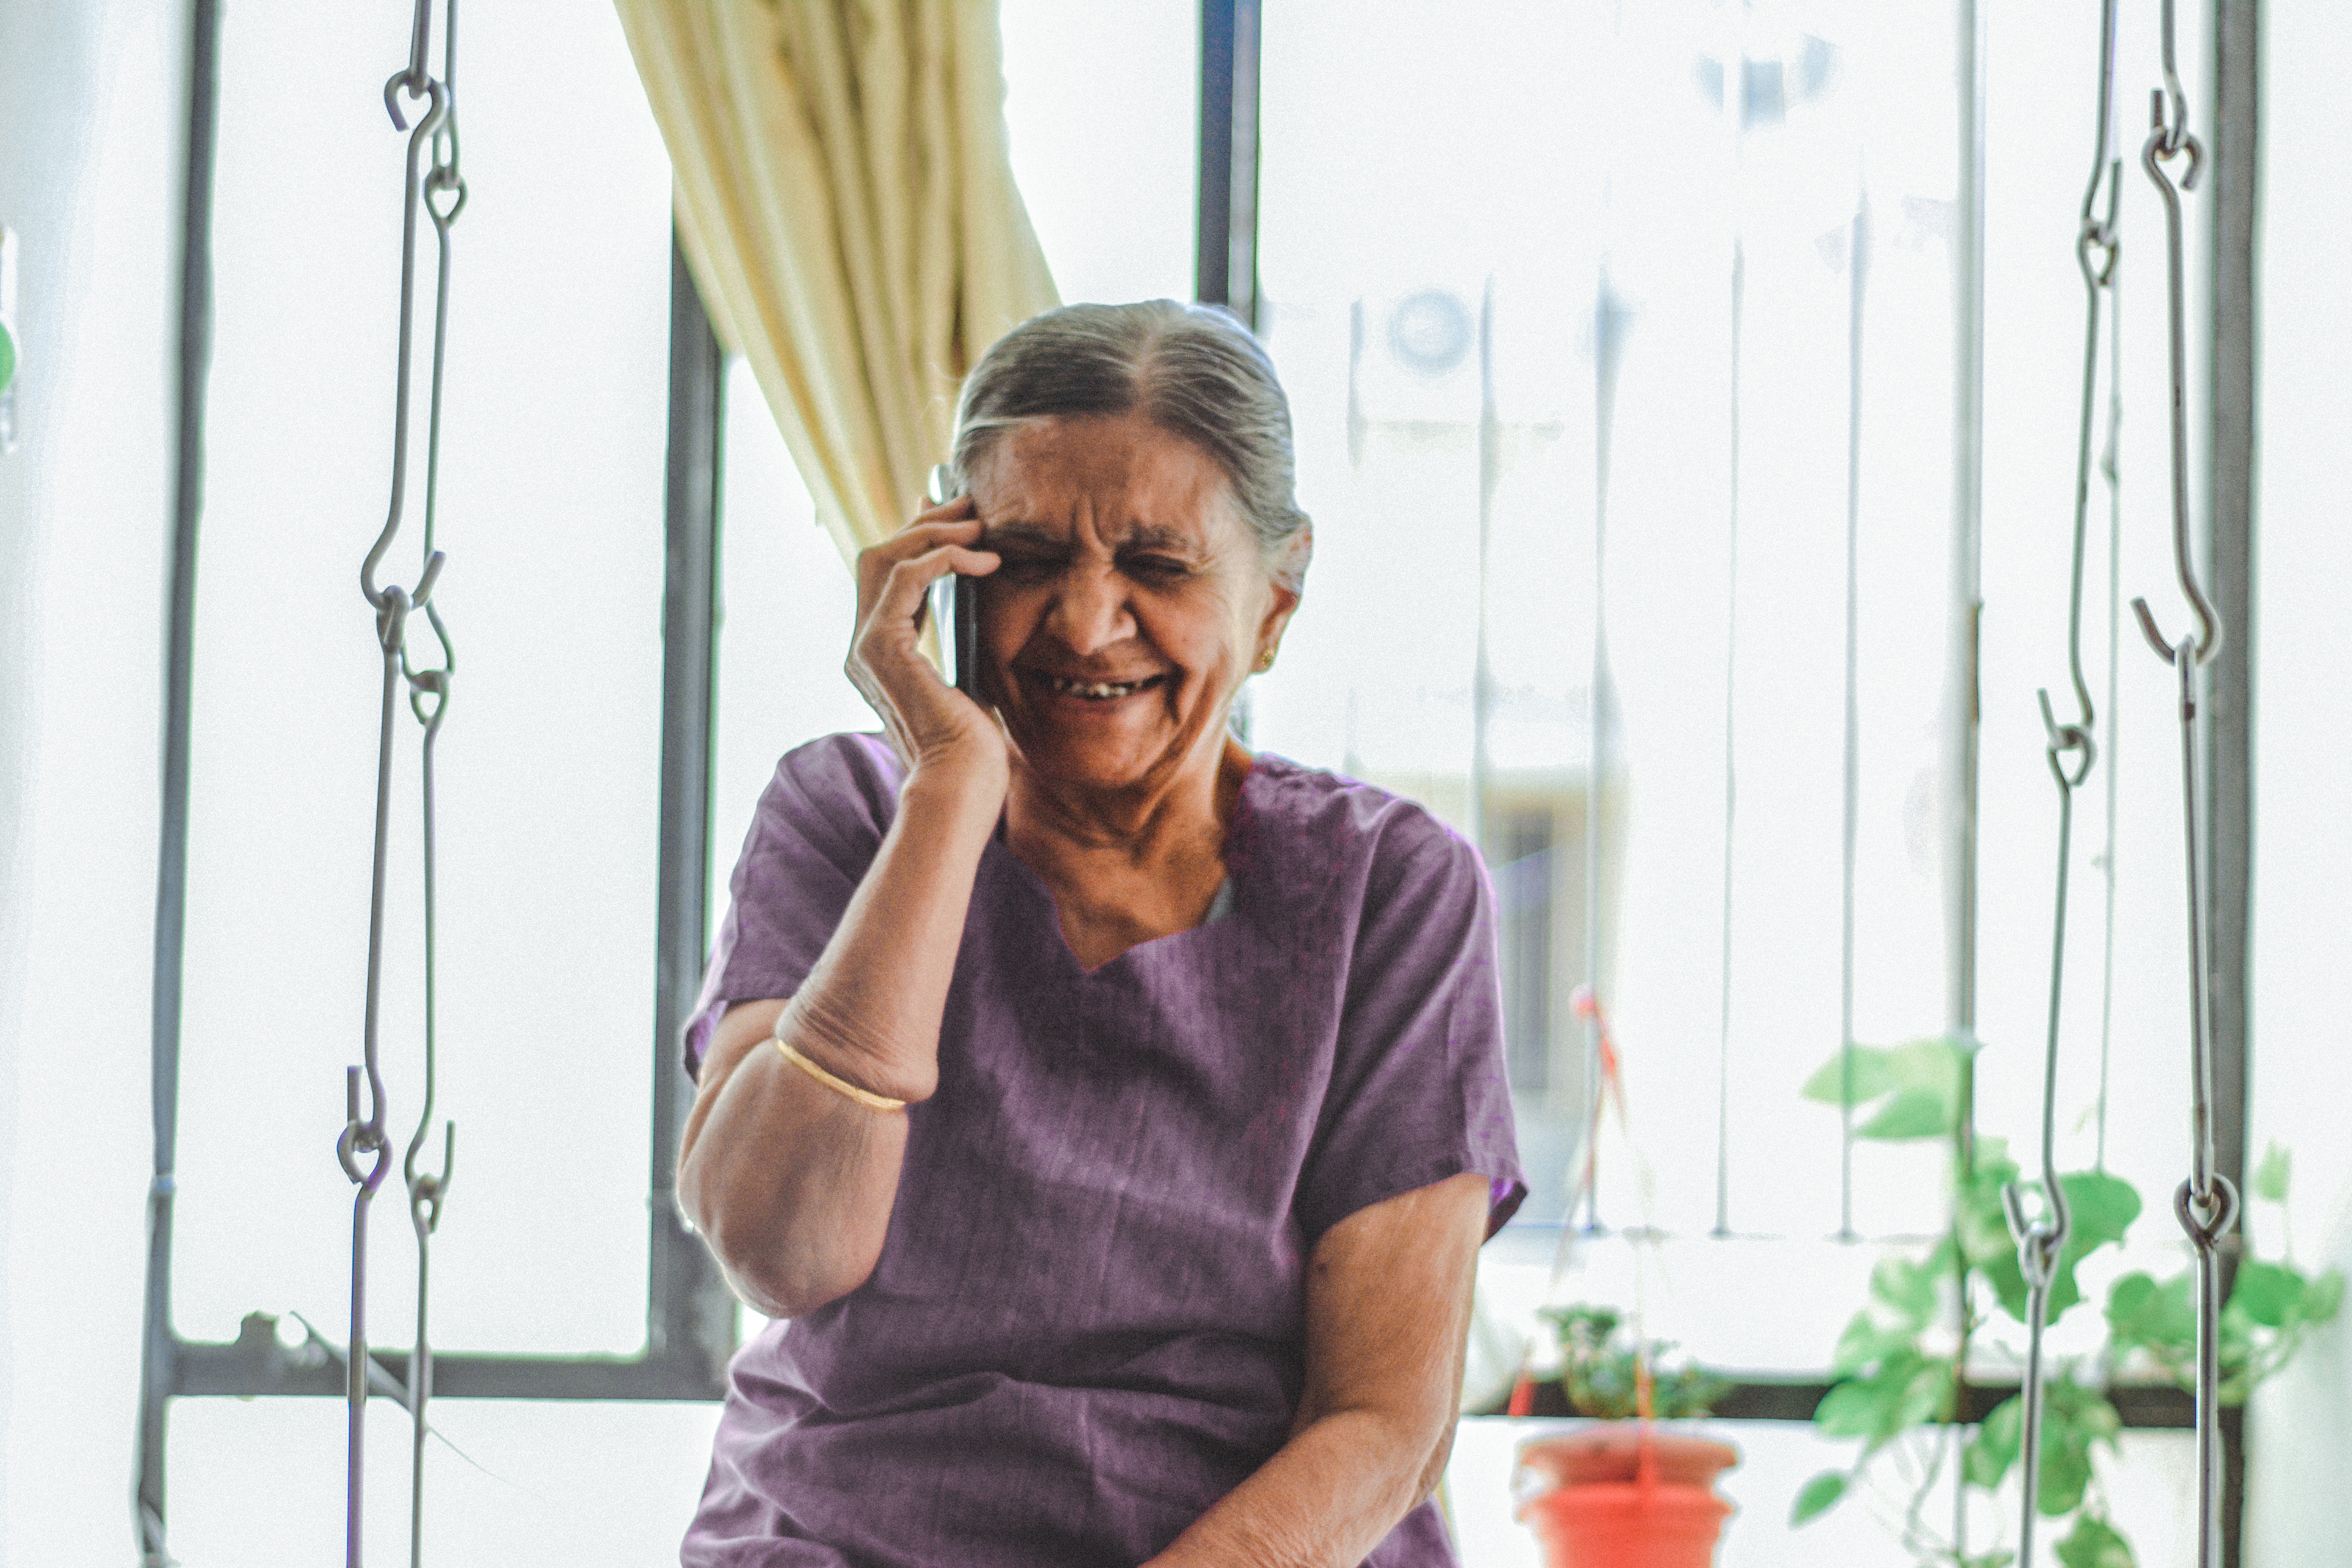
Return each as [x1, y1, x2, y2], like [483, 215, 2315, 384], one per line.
[1028, 671, 1167, 702]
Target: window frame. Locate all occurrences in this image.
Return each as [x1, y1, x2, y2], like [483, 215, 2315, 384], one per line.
[132, 2, 2259, 1562]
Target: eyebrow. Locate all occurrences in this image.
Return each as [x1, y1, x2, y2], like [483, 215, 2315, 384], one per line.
[980, 520, 1206, 556]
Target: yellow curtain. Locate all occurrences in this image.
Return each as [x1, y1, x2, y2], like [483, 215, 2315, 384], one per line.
[615, 0, 1060, 563]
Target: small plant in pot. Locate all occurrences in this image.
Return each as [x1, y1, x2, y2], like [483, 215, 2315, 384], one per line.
[1512, 1305, 1742, 1568]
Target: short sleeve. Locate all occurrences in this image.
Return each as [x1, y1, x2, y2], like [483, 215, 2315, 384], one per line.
[1294, 814, 1526, 1249]
[681, 733, 904, 1078]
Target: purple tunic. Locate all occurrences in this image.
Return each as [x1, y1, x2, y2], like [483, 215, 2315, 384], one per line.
[681, 733, 1525, 1568]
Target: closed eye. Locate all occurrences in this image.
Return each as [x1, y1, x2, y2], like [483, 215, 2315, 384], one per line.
[1121, 554, 1192, 581]
[993, 550, 1068, 581]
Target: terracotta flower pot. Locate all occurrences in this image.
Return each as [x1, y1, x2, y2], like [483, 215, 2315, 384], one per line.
[1512, 1424, 1740, 1568]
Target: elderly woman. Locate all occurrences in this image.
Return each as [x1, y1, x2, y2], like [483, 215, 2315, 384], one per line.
[677, 301, 1524, 1568]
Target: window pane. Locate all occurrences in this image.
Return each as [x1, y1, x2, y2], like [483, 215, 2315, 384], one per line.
[1254, 0, 1962, 1240]
[710, 357, 874, 937]
[166, 1398, 719, 1565]
[1001, 0, 1199, 304]
[1969, 0, 2215, 1259]
[174, 0, 675, 1355]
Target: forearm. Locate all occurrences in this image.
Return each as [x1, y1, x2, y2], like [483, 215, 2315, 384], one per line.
[780, 764, 1003, 1102]
[1142, 1408, 1452, 1568]
[681, 762, 1002, 1315]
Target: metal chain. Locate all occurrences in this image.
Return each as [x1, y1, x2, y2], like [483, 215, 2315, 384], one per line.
[2001, 6, 2118, 1562]
[2129, 2, 2234, 1562]
[344, 4, 464, 1565]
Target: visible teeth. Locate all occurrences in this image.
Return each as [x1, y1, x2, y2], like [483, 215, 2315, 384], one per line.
[1046, 674, 1148, 699]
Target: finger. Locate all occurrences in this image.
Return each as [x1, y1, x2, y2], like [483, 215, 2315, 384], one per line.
[872, 545, 1000, 626]
[857, 508, 985, 597]
[904, 493, 978, 529]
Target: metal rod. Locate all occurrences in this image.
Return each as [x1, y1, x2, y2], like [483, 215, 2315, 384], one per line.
[2206, 3, 2259, 1559]
[1949, 2, 1989, 1556]
[135, 2, 223, 1559]
[1949, 0, 1986, 1051]
[648, 234, 738, 1379]
[1470, 281, 1494, 860]
[2096, 234, 2124, 1174]
[1837, 188, 1867, 1243]
[1193, 0, 1261, 330]
[1712, 237, 1743, 1240]
[1583, 273, 1625, 1235]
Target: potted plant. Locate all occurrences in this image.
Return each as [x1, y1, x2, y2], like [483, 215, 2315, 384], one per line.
[1512, 1305, 1742, 1568]
[1788, 1035, 2342, 1567]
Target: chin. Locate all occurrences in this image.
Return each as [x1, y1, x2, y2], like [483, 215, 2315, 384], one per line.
[1020, 735, 1161, 793]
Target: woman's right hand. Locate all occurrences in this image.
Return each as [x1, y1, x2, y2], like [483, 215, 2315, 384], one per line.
[846, 496, 1005, 788]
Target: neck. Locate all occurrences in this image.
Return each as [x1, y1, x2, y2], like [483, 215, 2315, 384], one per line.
[1004, 734, 1252, 878]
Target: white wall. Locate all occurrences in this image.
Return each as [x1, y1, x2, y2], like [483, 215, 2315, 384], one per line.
[0, 2, 177, 1564]
[2244, 2, 2352, 1558]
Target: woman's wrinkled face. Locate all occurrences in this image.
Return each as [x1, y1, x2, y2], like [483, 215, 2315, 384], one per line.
[967, 411, 1298, 800]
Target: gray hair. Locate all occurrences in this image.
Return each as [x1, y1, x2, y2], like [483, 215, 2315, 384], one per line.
[949, 301, 1311, 589]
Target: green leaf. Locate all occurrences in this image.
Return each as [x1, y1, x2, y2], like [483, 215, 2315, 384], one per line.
[1814, 1377, 1896, 1440]
[1791, 1469, 1848, 1526]
[1964, 1554, 2019, 1568]
[2033, 1379, 2122, 1516]
[1801, 1037, 1965, 1139]
[2305, 1269, 2345, 1325]
[2230, 1259, 2305, 1329]
[1813, 1351, 1951, 1444]
[2053, 1511, 2137, 1568]
[1965, 1395, 2021, 1488]
[2107, 1271, 2195, 1356]
[2036, 1417, 2095, 1515]
[1984, 1171, 2142, 1326]
[1889, 1352, 1956, 1433]
[1855, 1087, 1957, 1141]
[2048, 1376, 2123, 1450]
[2062, 1171, 2142, 1251]
[1831, 1310, 1915, 1378]
[2251, 1142, 2292, 1204]
[1870, 1255, 1941, 1330]
[1801, 1045, 1900, 1105]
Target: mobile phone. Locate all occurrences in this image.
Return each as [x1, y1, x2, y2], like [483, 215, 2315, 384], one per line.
[924, 465, 980, 698]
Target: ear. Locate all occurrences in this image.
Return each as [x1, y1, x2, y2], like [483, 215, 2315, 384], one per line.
[1255, 524, 1312, 660]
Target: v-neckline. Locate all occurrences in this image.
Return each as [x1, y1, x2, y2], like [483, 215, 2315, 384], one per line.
[989, 758, 1261, 978]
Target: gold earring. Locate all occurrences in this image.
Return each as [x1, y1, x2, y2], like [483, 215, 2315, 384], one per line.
[1255, 649, 1275, 673]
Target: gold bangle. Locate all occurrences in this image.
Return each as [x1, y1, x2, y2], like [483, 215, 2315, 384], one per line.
[772, 1032, 907, 1112]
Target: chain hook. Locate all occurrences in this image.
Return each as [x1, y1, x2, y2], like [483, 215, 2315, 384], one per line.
[2153, 0, 2194, 160]
[336, 1065, 392, 1190]
[361, 78, 450, 613]
[385, 0, 436, 126]
[2038, 691, 2097, 790]
[2175, 1172, 2239, 1250]
[406, 1120, 456, 1235]
[2133, 92, 2219, 669]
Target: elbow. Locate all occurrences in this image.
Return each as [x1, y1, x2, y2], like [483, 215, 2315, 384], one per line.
[1413, 1418, 1459, 1505]
[706, 1212, 869, 1321]
[680, 1151, 878, 1319]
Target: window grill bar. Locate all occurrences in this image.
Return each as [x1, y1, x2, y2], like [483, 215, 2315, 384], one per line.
[1194, 0, 1260, 329]
[2205, 3, 2258, 1563]
[135, 0, 223, 1557]
[645, 234, 737, 1387]
[1486, 1376, 2199, 1429]
[1947, 7, 1989, 1559]
[1712, 239, 1744, 1240]
[1837, 192, 1869, 1242]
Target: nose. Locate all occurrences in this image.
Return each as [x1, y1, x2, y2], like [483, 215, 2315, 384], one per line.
[1041, 560, 1136, 661]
